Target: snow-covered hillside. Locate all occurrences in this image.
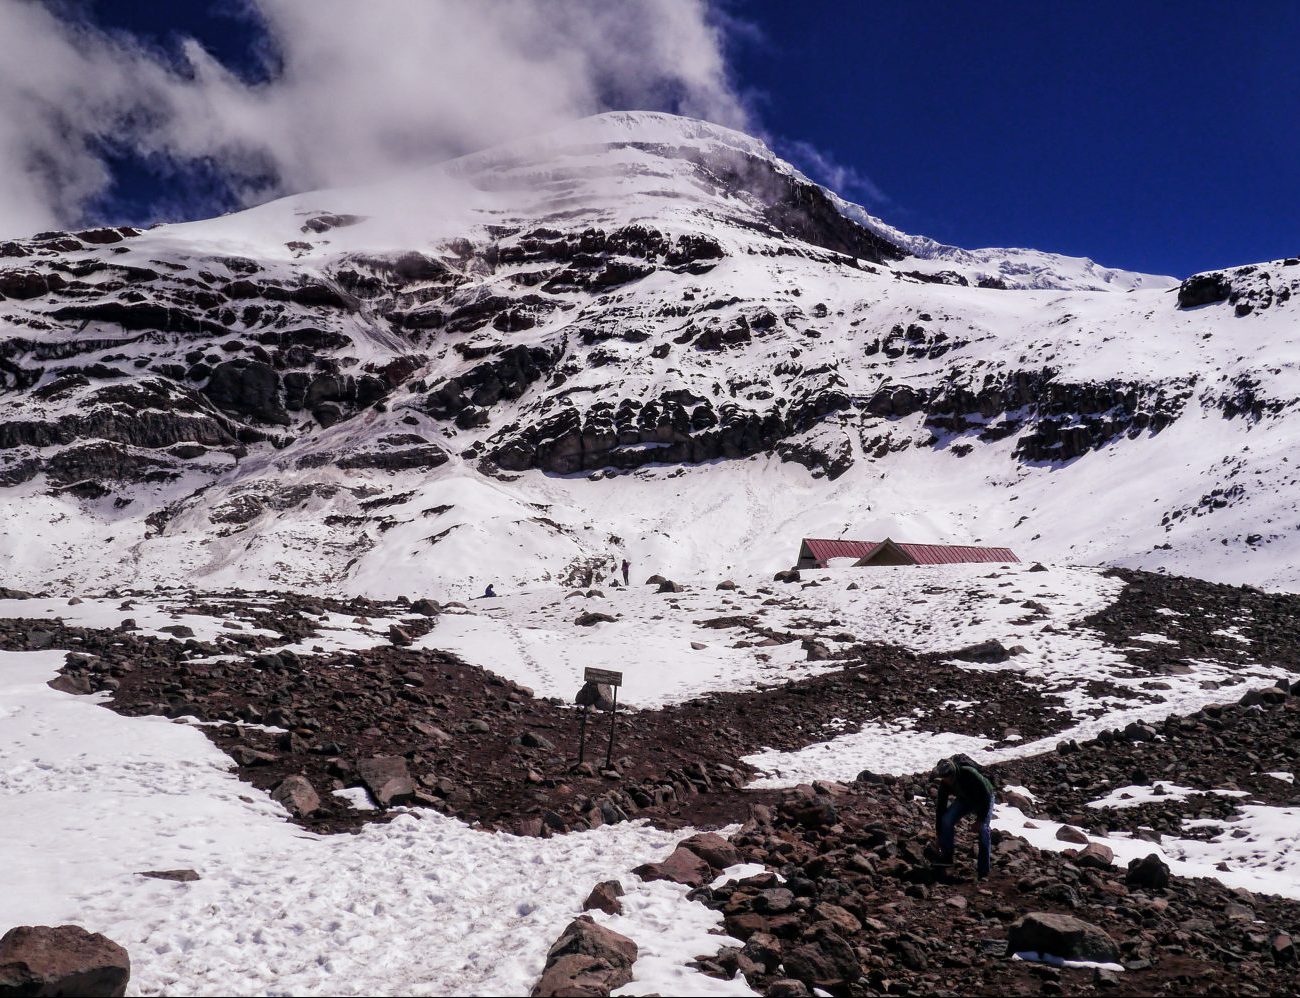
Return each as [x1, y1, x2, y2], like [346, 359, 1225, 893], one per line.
[0, 110, 1297, 596]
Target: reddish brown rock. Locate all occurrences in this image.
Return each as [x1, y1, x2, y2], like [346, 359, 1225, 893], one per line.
[633, 845, 712, 887]
[355, 756, 415, 807]
[1074, 841, 1115, 869]
[679, 831, 741, 871]
[532, 916, 637, 997]
[582, 880, 625, 917]
[271, 774, 321, 817]
[0, 925, 130, 997]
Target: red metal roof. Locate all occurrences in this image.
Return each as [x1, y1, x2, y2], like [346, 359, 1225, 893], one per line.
[805, 537, 1019, 567]
[803, 538, 880, 565]
[892, 542, 1019, 565]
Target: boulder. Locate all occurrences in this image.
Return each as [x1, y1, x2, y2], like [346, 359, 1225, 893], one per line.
[951, 639, 1017, 663]
[779, 794, 837, 830]
[1073, 842, 1114, 869]
[1177, 272, 1232, 309]
[1006, 912, 1119, 964]
[679, 831, 741, 870]
[1123, 720, 1158, 742]
[633, 845, 712, 887]
[1125, 853, 1170, 890]
[656, 580, 683, 594]
[754, 888, 796, 914]
[229, 745, 278, 767]
[802, 639, 832, 661]
[137, 869, 199, 882]
[582, 880, 625, 916]
[574, 611, 617, 626]
[271, 775, 321, 817]
[532, 916, 637, 997]
[355, 756, 415, 807]
[0, 924, 130, 997]
[781, 931, 860, 992]
[388, 623, 413, 647]
[1055, 824, 1089, 845]
[764, 980, 812, 997]
[773, 569, 800, 584]
[574, 682, 615, 711]
[516, 731, 557, 751]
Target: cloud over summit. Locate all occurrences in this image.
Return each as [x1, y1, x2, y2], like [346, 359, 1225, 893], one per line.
[0, 0, 748, 236]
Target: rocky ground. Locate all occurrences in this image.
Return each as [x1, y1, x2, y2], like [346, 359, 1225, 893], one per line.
[4, 567, 1300, 995]
[671, 769, 1298, 997]
[3, 567, 1288, 838]
[0, 585, 1067, 835]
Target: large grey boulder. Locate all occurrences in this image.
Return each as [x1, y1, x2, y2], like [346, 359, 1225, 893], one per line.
[1006, 912, 1119, 963]
[574, 682, 615, 711]
[355, 756, 415, 807]
[271, 775, 321, 817]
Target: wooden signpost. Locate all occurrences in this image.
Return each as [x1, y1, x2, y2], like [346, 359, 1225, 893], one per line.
[577, 667, 623, 767]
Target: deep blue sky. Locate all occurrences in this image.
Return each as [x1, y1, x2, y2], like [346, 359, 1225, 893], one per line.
[730, 2, 1300, 276]
[70, 0, 1300, 277]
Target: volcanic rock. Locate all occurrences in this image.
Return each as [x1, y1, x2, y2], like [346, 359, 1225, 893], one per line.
[355, 755, 415, 807]
[0, 924, 130, 998]
[532, 916, 637, 997]
[582, 880, 625, 916]
[679, 831, 742, 870]
[271, 775, 321, 817]
[1006, 912, 1120, 964]
[574, 682, 615, 711]
[1125, 853, 1170, 890]
[634, 845, 712, 887]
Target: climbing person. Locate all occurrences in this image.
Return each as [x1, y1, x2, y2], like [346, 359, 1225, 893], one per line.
[930, 754, 996, 877]
[483, 583, 497, 598]
[621, 558, 630, 586]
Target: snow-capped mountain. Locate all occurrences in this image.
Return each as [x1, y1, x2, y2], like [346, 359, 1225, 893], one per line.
[0, 110, 1297, 596]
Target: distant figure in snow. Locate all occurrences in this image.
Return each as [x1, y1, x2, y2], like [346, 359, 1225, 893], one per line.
[621, 559, 630, 586]
[483, 584, 497, 598]
[930, 755, 995, 877]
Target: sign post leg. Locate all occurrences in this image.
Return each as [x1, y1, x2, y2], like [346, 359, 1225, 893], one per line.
[604, 685, 618, 770]
[578, 703, 589, 764]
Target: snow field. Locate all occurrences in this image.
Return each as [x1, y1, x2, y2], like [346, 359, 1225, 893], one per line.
[0, 648, 693, 996]
[410, 563, 1122, 709]
[996, 802, 1300, 902]
[2, 557, 1297, 994]
[0, 597, 280, 642]
[600, 875, 758, 997]
[736, 564, 1294, 785]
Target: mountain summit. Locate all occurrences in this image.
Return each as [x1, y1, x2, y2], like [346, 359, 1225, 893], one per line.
[0, 112, 1296, 594]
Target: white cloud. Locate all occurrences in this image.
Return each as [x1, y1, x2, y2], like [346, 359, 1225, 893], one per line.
[782, 138, 888, 206]
[0, 0, 749, 237]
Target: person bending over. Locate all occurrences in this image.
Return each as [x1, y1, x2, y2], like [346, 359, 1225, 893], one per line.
[932, 755, 995, 877]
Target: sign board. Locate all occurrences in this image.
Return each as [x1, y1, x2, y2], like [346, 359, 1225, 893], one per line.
[584, 667, 623, 687]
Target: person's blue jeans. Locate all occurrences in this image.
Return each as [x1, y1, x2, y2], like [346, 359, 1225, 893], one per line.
[938, 796, 995, 876]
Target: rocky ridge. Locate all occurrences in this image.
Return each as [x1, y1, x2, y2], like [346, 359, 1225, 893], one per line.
[0, 114, 1297, 594]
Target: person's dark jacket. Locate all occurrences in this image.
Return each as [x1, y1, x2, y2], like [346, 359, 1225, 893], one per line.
[935, 763, 994, 829]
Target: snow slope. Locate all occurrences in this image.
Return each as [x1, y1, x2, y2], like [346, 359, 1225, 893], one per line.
[0, 110, 1297, 596]
[0, 647, 696, 996]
